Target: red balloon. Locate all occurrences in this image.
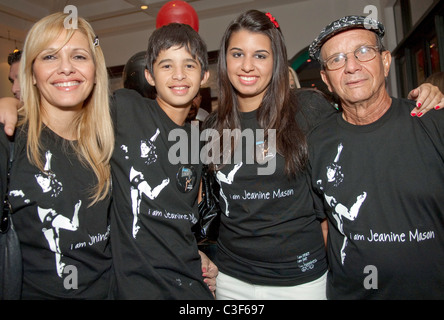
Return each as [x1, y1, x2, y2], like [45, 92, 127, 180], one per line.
[156, 1, 199, 32]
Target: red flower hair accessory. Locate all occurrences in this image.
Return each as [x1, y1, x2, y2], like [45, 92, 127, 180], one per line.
[266, 12, 280, 28]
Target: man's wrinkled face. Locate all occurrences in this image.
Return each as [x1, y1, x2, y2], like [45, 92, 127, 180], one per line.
[320, 29, 391, 107]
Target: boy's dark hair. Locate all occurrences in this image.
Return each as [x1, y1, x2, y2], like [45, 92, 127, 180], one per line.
[145, 23, 208, 79]
[8, 50, 22, 65]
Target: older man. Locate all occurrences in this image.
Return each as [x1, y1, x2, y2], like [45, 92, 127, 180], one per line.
[308, 16, 444, 299]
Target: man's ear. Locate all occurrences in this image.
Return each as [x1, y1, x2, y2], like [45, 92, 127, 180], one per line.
[320, 70, 333, 93]
[145, 69, 155, 86]
[382, 51, 392, 77]
[200, 70, 210, 86]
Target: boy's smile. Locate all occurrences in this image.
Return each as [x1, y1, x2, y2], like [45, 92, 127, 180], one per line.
[145, 45, 209, 125]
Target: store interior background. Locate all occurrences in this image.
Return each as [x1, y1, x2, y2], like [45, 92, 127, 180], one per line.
[0, 0, 442, 106]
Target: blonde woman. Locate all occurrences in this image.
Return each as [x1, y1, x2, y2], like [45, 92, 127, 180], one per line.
[0, 12, 114, 299]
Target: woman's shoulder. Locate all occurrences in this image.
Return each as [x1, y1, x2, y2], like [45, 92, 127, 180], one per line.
[111, 88, 158, 118]
[113, 88, 154, 102]
[294, 88, 337, 112]
[292, 88, 338, 132]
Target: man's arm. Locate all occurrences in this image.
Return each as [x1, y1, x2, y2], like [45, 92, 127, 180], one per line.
[321, 219, 328, 247]
[0, 97, 20, 136]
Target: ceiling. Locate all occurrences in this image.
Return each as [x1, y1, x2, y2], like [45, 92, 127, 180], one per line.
[0, 0, 301, 45]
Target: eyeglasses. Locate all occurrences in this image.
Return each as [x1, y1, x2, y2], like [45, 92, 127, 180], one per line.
[322, 45, 381, 71]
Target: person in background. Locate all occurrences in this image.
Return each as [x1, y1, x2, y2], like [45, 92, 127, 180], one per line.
[7, 50, 22, 100]
[186, 90, 210, 123]
[288, 66, 301, 89]
[122, 51, 157, 99]
[0, 12, 115, 299]
[308, 15, 444, 299]
[424, 71, 444, 94]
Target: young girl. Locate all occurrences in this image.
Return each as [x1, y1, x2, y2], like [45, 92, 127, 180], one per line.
[205, 10, 334, 300]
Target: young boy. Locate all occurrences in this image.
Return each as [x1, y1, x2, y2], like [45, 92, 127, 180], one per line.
[109, 23, 213, 299]
[0, 23, 215, 299]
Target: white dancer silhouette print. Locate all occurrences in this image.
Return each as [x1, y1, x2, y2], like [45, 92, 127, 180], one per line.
[216, 162, 243, 217]
[8, 150, 82, 278]
[38, 201, 81, 277]
[124, 129, 170, 238]
[317, 143, 367, 265]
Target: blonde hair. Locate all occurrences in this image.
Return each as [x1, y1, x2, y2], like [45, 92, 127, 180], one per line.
[288, 66, 301, 89]
[19, 12, 114, 205]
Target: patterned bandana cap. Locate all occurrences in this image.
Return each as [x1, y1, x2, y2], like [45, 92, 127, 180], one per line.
[309, 15, 385, 62]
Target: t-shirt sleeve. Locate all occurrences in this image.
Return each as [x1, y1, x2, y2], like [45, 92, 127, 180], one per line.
[416, 100, 444, 162]
[294, 89, 338, 133]
[111, 88, 149, 131]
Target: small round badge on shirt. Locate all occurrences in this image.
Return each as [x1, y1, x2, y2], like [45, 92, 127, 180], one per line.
[176, 165, 197, 193]
[255, 140, 276, 164]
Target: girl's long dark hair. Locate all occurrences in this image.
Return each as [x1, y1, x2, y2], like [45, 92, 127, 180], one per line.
[208, 10, 308, 176]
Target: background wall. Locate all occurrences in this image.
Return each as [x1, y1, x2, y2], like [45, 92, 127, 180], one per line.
[1, 0, 391, 98]
[100, 0, 385, 66]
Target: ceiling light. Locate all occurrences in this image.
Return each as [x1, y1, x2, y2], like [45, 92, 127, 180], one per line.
[141, 5, 148, 10]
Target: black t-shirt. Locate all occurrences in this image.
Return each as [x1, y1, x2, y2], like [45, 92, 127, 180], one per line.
[308, 98, 444, 299]
[1, 126, 113, 299]
[110, 88, 213, 299]
[213, 90, 336, 286]
[0, 124, 9, 212]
